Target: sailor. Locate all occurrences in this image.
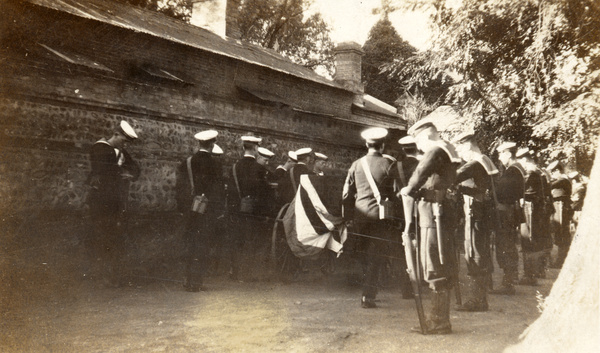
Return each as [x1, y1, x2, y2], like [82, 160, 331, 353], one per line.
[516, 148, 551, 284]
[400, 120, 461, 334]
[87, 120, 140, 287]
[343, 127, 405, 308]
[397, 135, 420, 187]
[229, 135, 270, 280]
[489, 142, 524, 295]
[290, 147, 315, 193]
[178, 130, 224, 291]
[313, 152, 329, 176]
[548, 161, 572, 269]
[453, 132, 498, 311]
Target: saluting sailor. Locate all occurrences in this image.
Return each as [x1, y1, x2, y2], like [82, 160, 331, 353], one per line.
[453, 132, 498, 311]
[400, 120, 461, 334]
[87, 120, 140, 287]
[343, 127, 405, 308]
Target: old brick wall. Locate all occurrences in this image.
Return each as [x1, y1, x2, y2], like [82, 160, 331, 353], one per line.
[1, 2, 405, 216]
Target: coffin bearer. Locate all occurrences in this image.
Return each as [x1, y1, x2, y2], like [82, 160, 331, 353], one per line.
[177, 130, 224, 291]
[87, 120, 140, 287]
[313, 152, 329, 176]
[291, 148, 315, 192]
[400, 121, 461, 334]
[548, 161, 573, 269]
[453, 132, 498, 311]
[271, 151, 297, 208]
[229, 135, 270, 280]
[343, 127, 404, 308]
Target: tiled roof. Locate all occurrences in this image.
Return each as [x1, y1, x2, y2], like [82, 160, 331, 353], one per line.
[26, 0, 347, 90]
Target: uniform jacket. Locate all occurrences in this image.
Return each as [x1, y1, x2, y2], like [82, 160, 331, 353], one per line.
[342, 151, 401, 221]
[175, 150, 224, 214]
[496, 162, 525, 205]
[230, 156, 270, 214]
[88, 140, 139, 209]
[551, 177, 572, 202]
[290, 163, 314, 193]
[405, 143, 459, 198]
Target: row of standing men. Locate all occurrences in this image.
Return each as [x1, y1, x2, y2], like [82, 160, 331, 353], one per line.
[87, 120, 582, 336]
[340, 120, 580, 334]
[87, 120, 332, 289]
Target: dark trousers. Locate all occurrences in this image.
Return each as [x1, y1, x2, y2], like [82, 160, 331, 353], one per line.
[88, 194, 124, 284]
[355, 219, 394, 299]
[183, 212, 216, 288]
[417, 200, 456, 291]
[551, 200, 572, 267]
[229, 213, 270, 279]
[463, 197, 492, 278]
[495, 205, 519, 284]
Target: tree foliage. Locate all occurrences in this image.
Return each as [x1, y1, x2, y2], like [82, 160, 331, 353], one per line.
[114, 0, 192, 22]
[388, 0, 600, 173]
[238, 0, 334, 75]
[362, 15, 416, 105]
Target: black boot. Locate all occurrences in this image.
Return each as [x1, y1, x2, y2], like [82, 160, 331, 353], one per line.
[412, 289, 452, 334]
[456, 276, 488, 312]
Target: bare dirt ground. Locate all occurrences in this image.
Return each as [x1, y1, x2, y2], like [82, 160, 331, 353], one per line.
[1, 222, 556, 353]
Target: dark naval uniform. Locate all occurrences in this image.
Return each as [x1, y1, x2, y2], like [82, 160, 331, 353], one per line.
[550, 176, 572, 268]
[520, 167, 552, 282]
[290, 163, 314, 193]
[403, 141, 460, 331]
[178, 150, 224, 291]
[494, 162, 525, 289]
[455, 155, 498, 310]
[342, 151, 402, 305]
[230, 155, 270, 279]
[87, 139, 140, 285]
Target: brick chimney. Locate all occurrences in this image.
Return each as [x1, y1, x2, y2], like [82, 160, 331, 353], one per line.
[333, 42, 364, 95]
[226, 0, 241, 39]
[190, 0, 241, 39]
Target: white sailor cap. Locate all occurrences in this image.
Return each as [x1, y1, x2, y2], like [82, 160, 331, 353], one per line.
[194, 129, 218, 141]
[258, 147, 274, 158]
[118, 120, 138, 140]
[361, 127, 388, 143]
[398, 135, 416, 146]
[241, 135, 262, 143]
[287, 151, 298, 162]
[295, 147, 313, 157]
[568, 171, 579, 179]
[407, 120, 436, 137]
[497, 141, 517, 152]
[314, 152, 328, 161]
[547, 160, 562, 171]
[453, 131, 476, 144]
[516, 147, 531, 159]
[211, 143, 224, 155]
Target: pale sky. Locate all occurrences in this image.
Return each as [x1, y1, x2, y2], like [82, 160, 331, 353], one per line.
[309, 0, 434, 50]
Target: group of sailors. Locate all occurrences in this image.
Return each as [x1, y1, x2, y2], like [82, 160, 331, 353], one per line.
[340, 119, 584, 334]
[87, 120, 586, 335]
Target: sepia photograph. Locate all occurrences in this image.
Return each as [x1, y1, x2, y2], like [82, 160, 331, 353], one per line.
[1, 0, 598, 352]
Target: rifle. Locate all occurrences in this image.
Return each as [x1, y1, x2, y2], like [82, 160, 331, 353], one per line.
[401, 194, 428, 335]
